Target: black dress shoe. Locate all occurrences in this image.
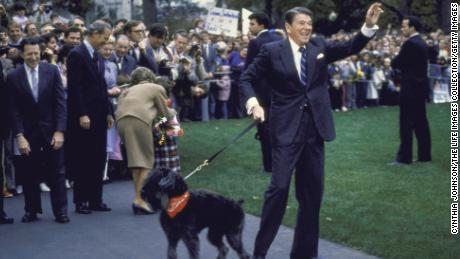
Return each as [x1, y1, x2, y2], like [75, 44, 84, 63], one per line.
[414, 159, 431, 163]
[55, 214, 70, 223]
[75, 203, 92, 214]
[388, 160, 411, 166]
[22, 212, 38, 223]
[89, 203, 112, 212]
[132, 203, 155, 215]
[0, 214, 14, 224]
[253, 255, 265, 259]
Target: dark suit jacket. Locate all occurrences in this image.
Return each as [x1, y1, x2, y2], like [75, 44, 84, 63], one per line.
[111, 54, 137, 76]
[0, 61, 9, 139]
[245, 31, 283, 70]
[391, 34, 430, 99]
[7, 62, 66, 143]
[202, 42, 217, 73]
[240, 32, 371, 146]
[67, 44, 111, 130]
[244, 31, 283, 108]
[129, 48, 159, 74]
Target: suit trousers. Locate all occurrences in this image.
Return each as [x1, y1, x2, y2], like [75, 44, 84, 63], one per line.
[396, 97, 431, 163]
[14, 139, 67, 216]
[254, 107, 324, 258]
[67, 124, 107, 205]
[256, 116, 272, 172]
[0, 143, 5, 214]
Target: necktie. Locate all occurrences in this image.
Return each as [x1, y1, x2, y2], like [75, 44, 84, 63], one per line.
[117, 56, 123, 72]
[92, 53, 99, 72]
[30, 68, 38, 101]
[299, 47, 308, 86]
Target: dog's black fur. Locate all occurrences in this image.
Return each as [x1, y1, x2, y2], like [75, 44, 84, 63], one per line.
[142, 168, 250, 259]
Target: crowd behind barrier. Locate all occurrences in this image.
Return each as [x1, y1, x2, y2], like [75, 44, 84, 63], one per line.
[0, 2, 451, 220]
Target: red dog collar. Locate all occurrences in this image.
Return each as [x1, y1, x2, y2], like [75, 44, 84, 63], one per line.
[167, 191, 190, 218]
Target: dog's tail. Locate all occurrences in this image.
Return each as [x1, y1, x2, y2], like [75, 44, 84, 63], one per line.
[237, 199, 244, 205]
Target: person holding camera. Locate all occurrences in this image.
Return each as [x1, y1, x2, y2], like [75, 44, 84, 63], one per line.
[124, 20, 158, 74]
[146, 23, 173, 78]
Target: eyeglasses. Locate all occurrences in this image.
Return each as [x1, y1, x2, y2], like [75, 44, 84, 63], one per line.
[132, 29, 145, 34]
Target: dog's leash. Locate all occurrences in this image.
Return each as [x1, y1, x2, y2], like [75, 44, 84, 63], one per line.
[183, 121, 258, 180]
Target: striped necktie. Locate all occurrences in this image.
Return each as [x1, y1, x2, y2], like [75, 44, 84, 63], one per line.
[299, 46, 308, 86]
[30, 68, 38, 101]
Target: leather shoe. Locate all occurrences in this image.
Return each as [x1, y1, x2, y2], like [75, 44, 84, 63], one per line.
[132, 203, 155, 215]
[55, 214, 70, 223]
[89, 203, 112, 212]
[253, 255, 265, 259]
[0, 214, 14, 224]
[75, 203, 92, 214]
[414, 159, 431, 163]
[388, 160, 411, 166]
[22, 212, 38, 223]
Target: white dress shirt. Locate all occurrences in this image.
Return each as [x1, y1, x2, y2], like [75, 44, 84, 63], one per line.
[24, 64, 39, 99]
[288, 37, 303, 81]
[83, 39, 95, 58]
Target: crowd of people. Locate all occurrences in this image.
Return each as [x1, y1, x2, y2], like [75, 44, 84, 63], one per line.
[0, 0, 449, 228]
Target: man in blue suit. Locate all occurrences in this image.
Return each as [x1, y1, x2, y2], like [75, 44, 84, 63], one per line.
[8, 37, 69, 223]
[113, 35, 137, 76]
[240, 3, 383, 258]
[124, 20, 159, 74]
[391, 16, 431, 164]
[66, 21, 113, 214]
[245, 12, 283, 174]
[0, 60, 13, 224]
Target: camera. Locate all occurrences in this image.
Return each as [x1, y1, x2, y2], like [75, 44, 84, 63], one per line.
[41, 4, 53, 14]
[190, 43, 200, 52]
[0, 46, 9, 56]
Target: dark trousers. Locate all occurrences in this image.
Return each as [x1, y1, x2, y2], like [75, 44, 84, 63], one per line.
[67, 125, 106, 205]
[256, 118, 272, 172]
[0, 142, 5, 215]
[254, 108, 324, 258]
[329, 86, 343, 110]
[356, 81, 368, 108]
[14, 140, 67, 216]
[396, 97, 431, 163]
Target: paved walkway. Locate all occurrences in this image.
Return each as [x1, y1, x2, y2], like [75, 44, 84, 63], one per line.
[0, 181, 379, 259]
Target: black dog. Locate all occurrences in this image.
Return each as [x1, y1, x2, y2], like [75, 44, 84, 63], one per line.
[142, 168, 250, 259]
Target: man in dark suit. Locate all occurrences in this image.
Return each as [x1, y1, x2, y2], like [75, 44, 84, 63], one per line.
[0, 60, 13, 224]
[113, 35, 137, 76]
[8, 37, 68, 223]
[240, 4, 383, 258]
[200, 30, 217, 74]
[66, 21, 113, 214]
[245, 12, 283, 174]
[124, 20, 159, 74]
[391, 16, 431, 164]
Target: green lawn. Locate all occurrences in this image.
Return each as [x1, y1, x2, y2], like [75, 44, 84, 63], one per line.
[177, 103, 456, 259]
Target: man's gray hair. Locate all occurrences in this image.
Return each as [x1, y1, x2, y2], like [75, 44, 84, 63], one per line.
[86, 20, 112, 35]
[116, 34, 130, 43]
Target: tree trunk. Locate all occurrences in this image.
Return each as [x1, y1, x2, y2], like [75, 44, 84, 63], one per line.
[143, 0, 157, 26]
[437, 0, 451, 32]
[265, 0, 273, 21]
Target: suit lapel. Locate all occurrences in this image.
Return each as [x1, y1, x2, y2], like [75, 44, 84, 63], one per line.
[37, 64, 48, 102]
[81, 44, 101, 80]
[279, 39, 302, 85]
[305, 42, 319, 90]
